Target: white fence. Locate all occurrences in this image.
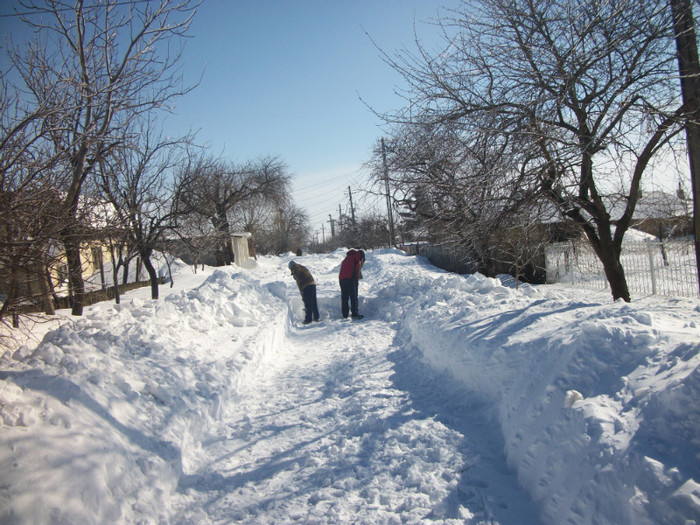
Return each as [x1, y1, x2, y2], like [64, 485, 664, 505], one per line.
[545, 239, 699, 298]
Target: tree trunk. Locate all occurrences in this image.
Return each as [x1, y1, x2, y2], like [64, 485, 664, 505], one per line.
[0, 273, 19, 326]
[225, 237, 235, 265]
[164, 256, 174, 288]
[36, 260, 55, 315]
[589, 235, 631, 302]
[142, 255, 159, 300]
[600, 254, 630, 302]
[214, 246, 226, 267]
[98, 249, 106, 289]
[671, 0, 700, 295]
[110, 248, 121, 305]
[122, 258, 130, 286]
[213, 208, 234, 265]
[62, 235, 85, 316]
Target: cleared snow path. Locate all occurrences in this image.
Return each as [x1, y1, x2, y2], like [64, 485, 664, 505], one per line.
[168, 257, 541, 524]
[4, 249, 700, 524]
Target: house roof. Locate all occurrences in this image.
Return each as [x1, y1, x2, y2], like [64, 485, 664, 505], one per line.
[627, 190, 691, 220]
[539, 190, 691, 224]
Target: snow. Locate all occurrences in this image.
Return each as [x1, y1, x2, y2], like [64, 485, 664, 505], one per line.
[1, 248, 699, 524]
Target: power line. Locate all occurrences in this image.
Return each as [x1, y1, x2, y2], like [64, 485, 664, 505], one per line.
[291, 170, 361, 193]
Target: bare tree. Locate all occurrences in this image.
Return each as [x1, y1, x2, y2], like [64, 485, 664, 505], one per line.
[7, 0, 197, 315]
[231, 190, 278, 245]
[169, 211, 221, 272]
[370, 119, 547, 277]
[98, 207, 132, 305]
[381, 0, 685, 301]
[230, 183, 310, 255]
[176, 156, 290, 264]
[0, 75, 64, 325]
[345, 213, 391, 250]
[256, 203, 310, 255]
[98, 122, 189, 300]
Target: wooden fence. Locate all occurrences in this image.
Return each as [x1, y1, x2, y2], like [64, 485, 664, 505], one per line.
[11, 277, 166, 315]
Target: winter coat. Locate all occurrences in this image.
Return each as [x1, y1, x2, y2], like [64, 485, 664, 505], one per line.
[290, 263, 316, 293]
[339, 249, 365, 281]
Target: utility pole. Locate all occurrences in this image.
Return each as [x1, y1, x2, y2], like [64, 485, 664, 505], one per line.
[328, 214, 335, 237]
[321, 224, 326, 244]
[381, 138, 396, 247]
[348, 186, 356, 226]
[671, 0, 700, 294]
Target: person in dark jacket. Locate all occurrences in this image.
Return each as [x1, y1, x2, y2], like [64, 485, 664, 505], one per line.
[338, 249, 365, 319]
[289, 260, 319, 324]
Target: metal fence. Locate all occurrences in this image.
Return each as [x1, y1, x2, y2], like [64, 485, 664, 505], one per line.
[417, 244, 478, 275]
[545, 239, 699, 298]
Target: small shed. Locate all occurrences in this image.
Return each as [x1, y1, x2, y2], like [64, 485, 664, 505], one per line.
[231, 232, 253, 267]
[163, 232, 255, 268]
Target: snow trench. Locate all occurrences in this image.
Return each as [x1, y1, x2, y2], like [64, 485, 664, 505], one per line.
[2, 250, 699, 525]
[373, 251, 700, 525]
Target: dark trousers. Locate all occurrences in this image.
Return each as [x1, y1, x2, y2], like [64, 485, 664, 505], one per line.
[340, 278, 359, 318]
[302, 284, 319, 322]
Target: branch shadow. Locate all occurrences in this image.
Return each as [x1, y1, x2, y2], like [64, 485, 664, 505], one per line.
[0, 369, 182, 467]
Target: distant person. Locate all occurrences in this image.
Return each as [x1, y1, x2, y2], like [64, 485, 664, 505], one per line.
[288, 261, 319, 324]
[338, 249, 365, 319]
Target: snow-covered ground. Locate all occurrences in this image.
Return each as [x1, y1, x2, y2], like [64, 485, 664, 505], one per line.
[1, 249, 699, 524]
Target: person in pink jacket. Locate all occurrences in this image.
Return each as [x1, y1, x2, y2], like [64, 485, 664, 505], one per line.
[338, 249, 365, 319]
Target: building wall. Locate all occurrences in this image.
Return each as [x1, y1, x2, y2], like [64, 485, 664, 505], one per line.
[48, 241, 113, 293]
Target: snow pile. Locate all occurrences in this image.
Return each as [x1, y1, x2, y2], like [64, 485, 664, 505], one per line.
[1, 248, 699, 524]
[375, 250, 700, 525]
[1, 266, 288, 524]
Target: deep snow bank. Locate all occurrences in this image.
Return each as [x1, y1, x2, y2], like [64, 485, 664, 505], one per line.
[0, 266, 287, 524]
[1, 248, 699, 524]
[367, 249, 700, 525]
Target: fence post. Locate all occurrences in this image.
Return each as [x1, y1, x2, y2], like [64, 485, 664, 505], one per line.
[647, 242, 657, 295]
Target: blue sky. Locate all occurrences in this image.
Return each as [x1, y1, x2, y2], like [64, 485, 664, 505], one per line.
[173, 0, 458, 237]
[0, 0, 460, 237]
